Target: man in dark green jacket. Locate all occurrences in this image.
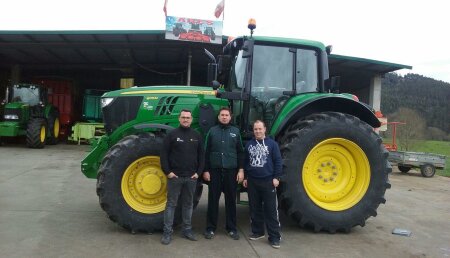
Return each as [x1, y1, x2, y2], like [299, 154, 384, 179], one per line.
[203, 107, 244, 240]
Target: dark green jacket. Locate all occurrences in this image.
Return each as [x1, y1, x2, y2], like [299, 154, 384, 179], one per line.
[205, 123, 244, 170]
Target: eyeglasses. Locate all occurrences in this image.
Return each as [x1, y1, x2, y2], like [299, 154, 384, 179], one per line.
[180, 116, 192, 120]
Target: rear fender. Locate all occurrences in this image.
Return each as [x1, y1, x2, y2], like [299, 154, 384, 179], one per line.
[270, 95, 380, 137]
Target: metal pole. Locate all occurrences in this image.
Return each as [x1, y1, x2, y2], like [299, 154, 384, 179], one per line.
[187, 50, 192, 86]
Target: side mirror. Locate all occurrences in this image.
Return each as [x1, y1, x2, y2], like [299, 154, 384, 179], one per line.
[207, 63, 218, 87]
[217, 55, 231, 74]
[330, 76, 340, 93]
[242, 39, 254, 58]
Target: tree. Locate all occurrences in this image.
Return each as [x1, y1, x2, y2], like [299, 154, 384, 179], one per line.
[388, 107, 426, 151]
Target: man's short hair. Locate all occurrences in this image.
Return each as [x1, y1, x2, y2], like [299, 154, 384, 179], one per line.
[253, 120, 266, 128]
[179, 109, 192, 117]
[219, 106, 232, 115]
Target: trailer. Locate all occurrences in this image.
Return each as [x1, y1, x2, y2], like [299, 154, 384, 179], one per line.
[388, 151, 446, 177]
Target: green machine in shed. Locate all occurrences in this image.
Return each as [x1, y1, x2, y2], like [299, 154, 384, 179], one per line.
[69, 89, 106, 144]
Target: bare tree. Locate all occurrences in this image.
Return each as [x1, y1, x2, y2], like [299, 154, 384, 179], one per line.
[388, 107, 426, 151]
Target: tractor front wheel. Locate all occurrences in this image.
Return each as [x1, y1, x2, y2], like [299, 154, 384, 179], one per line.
[96, 133, 203, 233]
[26, 118, 47, 148]
[278, 112, 391, 233]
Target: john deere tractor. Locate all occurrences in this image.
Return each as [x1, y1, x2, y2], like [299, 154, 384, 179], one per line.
[81, 24, 390, 233]
[0, 83, 60, 148]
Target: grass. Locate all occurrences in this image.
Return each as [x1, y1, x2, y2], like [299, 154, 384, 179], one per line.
[384, 139, 450, 177]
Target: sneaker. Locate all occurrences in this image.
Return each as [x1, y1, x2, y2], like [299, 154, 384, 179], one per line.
[270, 240, 281, 249]
[182, 230, 198, 241]
[249, 233, 265, 240]
[228, 231, 240, 240]
[161, 233, 172, 245]
[204, 230, 215, 239]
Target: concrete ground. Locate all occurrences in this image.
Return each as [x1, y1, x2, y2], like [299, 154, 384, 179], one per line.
[0, 144, 449, 258]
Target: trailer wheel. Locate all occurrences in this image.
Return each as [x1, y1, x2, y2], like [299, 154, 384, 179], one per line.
[26, 118, 47, 148]
[420, 164, 435, 178]
[278, 112, 391, 233]
[398, 165, 411, 173]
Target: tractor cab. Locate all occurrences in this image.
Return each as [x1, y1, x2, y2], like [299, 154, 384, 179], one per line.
[6, 84, 47, 106]
[214, 20, 329, 134]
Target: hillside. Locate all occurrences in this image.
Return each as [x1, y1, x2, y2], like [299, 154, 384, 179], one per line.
[381, 73, 450, 138]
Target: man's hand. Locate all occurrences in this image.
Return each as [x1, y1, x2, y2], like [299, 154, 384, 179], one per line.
[236, 169, 244, 183]
[243, 179, 248, 188]
[273, 178, 280, 188]
[203, 171, 210, 181]
[191, 173, 199, 179]
[167, 172, 178, 179]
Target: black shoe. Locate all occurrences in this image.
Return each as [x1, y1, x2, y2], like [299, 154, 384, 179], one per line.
[270, 240, 281, 249]
[204, 230, 215, 239]
[249, 233, 265, 240]
[182, 231, 198, 241]
[228, 231, 240, 240]
[161, 233, 172, 245]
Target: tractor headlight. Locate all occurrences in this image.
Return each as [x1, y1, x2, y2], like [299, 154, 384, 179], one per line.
[4, 114, 19, 120]
[101, 97, 114, 108]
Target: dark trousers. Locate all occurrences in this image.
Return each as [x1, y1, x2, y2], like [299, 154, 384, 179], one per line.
[247, 177, 281, 242]
[163, 176, 197, 234]
[206, 168, 238, 233]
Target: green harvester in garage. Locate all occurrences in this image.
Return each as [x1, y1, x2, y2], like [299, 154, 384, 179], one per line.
[0, 83, 60, 148]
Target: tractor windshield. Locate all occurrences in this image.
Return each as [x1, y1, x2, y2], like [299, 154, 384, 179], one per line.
[11, 86, 40, 105]
[250, 45, 319, 128]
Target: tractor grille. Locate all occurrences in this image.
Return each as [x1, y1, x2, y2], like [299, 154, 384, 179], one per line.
[103, 96, 143, 134]
[154, 96, 179, 116]
[3, 108, 21, 121]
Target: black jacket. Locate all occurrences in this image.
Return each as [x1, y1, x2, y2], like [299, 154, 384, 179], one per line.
[160, 126, 205, 177]
[205, 123, 244, 171]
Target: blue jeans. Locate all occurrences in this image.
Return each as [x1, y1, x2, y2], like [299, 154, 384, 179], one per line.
[163, 176, 197, 234]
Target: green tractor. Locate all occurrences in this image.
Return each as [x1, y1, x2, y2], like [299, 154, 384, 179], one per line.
[0, 83, 60, 148]
[81, 28, 391, 234]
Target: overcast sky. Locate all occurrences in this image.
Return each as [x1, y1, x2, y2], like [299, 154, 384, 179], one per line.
[1, 0, 449, 83]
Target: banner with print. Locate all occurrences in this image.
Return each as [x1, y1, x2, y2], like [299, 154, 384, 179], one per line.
[165, 16, 223, 44]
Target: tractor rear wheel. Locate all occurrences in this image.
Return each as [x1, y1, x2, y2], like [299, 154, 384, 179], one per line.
[96, 133, 203, 233]
[46, 110, 60, 145]
[26, 118, 47, 148]
[278, 112, 391, 233]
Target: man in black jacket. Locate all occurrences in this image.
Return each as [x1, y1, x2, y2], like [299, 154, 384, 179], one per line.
[160, 109, 204, 245]
[203, 107, 244, 240]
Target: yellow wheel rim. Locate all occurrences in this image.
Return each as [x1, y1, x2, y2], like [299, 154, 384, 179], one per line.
[121, 156, 167, 213]
[54, 118, 60, 137]
[40, 125, 46, 143]
[303, 138, 370, 211]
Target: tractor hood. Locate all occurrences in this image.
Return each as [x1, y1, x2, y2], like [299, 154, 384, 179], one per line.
[102, 86, 217, 98]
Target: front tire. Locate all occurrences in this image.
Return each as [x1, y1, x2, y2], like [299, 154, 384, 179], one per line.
[26, 118, 47, 148]
[278, 112, 391, 233]
[97, 133, 167, 233]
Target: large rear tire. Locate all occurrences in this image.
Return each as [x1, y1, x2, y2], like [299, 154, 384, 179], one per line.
[278, 112, 391, 233]
[26, 118, 47, 148]
[46, 110, 60, 145]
